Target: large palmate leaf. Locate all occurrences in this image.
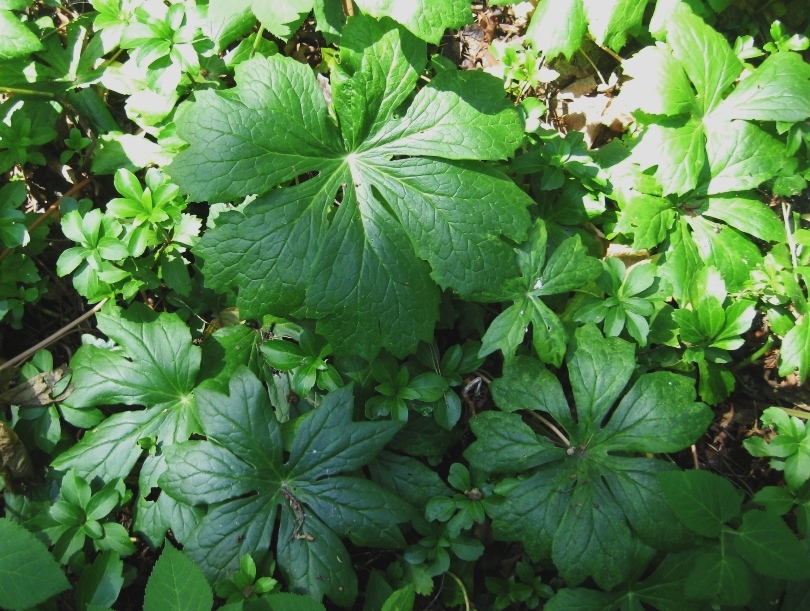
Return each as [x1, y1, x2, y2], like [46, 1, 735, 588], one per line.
[619, 5, 806, 197]
[159, 368, 409, 607]
[51, 306, 261, 546]
[479, 219, 602, 367]
[526, 0, 651, 59]
[465, 324, 712, 590]
[173, 15, 531, 359]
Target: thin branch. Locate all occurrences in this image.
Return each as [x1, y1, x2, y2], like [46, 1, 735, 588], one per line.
[0, 299, 107, 371]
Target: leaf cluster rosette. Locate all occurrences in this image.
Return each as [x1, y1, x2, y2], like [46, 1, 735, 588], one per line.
[159, 368, 410, 607]
[465, 324, 713, 589]
[169, 14, 533, 359]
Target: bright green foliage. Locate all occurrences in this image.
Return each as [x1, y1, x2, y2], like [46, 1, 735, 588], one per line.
[107, 168, 183, 227]
[120, 2, 211, 73]
[50, 304, 206, 547]
[60, 127, 93, 165]
[479, 219, 602, 366]
[621, 5, 809, 196]
[659, 469, 810, 606]
[0, 104, 58, 173]
[143, 545, 213, 611]
[215, 554, 279, 603]
[545, 545, 698, 611]
[365, 351, 446, 422]
[0, 517, 70, 609]
[780, 313, 810, 382]
[764, 20, 810, 54]
[260, 325, 342, 398]
[744, 407, 810, 490]
[486, 561, 553, 610]
[159, 368, 409, 606]
[673, 266, 755, 404]
[180, 15, 531, 359]
[424, 463, 487, 538]
[466, 325, 712, 590]
[74, 550, 124, 610]
[27, 469, 135, 564]
[526, 0, 650, 59]
[353, 0, 471, 43]
[575, 259, 662, 346]
[0, 9, 42, 61]
[0, 180, 28, 248]
[57, 207, 130, 301]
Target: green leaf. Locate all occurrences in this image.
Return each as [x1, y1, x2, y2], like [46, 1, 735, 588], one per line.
[779, 315, 810, 382]
[353, 0, 471, 44]
[734, 510, 810, 580]
[52, 304, 201, 479]
[632, 120, 706, 196]
[703, 196, 786, 243]
[620, 44, 695, 116]
[687, 216, 762, 291]
[464, 412, 566, 473]
[658, 470, 742, 537]
[525, 0, 587, 60]
[480, 221, 601, 364]
[246, 593, 327, 610]
[0, 10, 43, 61]
[0, 518, 70, 609]
[685, 552, 751, 606]
[710, 51, 810, 123]
[665, 5, 742, 115]
[705, 119, 793, 194]
[181, 17, 530, 359]
[468, 325, 710, 589]
[160, 368, 407, 606]
[75, 551, 124, 611]
[143, 545, 213, 611]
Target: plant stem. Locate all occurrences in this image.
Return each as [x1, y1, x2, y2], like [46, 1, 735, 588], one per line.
[732, 335, 774, 372]
[0, 87, 54, 99]
[0, 299, 108, 371]
[526, 410, 570, 447]
[446, 572, 470, 611]
[342, 0, 354, 16]
[0, 177, 91, 265]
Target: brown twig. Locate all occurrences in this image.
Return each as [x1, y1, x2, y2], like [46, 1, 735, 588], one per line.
[0, 299, 107, 371]
[0, 177, 91, 265]
[342, 0, 354, 16]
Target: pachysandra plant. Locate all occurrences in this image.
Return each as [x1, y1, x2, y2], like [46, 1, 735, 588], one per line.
[466, 324, 712, 589]
[173, 14, 534, 359]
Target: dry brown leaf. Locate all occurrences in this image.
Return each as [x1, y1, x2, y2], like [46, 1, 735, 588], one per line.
[0, 365, 71, 408]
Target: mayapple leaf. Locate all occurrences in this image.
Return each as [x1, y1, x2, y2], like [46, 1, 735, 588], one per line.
[159, 368, 409, 607]
[51, 304, 201, 481]
[526, 0, 649, 59]
[178, 15, 531, 359]
[353, 0, 471, 44]
[709, 51, 810, 123]
[466, 324, 711, 590]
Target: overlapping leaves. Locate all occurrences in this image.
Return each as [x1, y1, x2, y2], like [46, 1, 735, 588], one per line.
[159, 368, 409, 607]
[51, 305, 261, 545]
[466, 324, 712, 590]
[608, 4, 809, 298]
[173, 14, 532, 359]
[479, 219, 602, 366]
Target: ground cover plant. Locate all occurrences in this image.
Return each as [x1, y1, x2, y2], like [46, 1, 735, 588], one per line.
[1, 0, 810, 609]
